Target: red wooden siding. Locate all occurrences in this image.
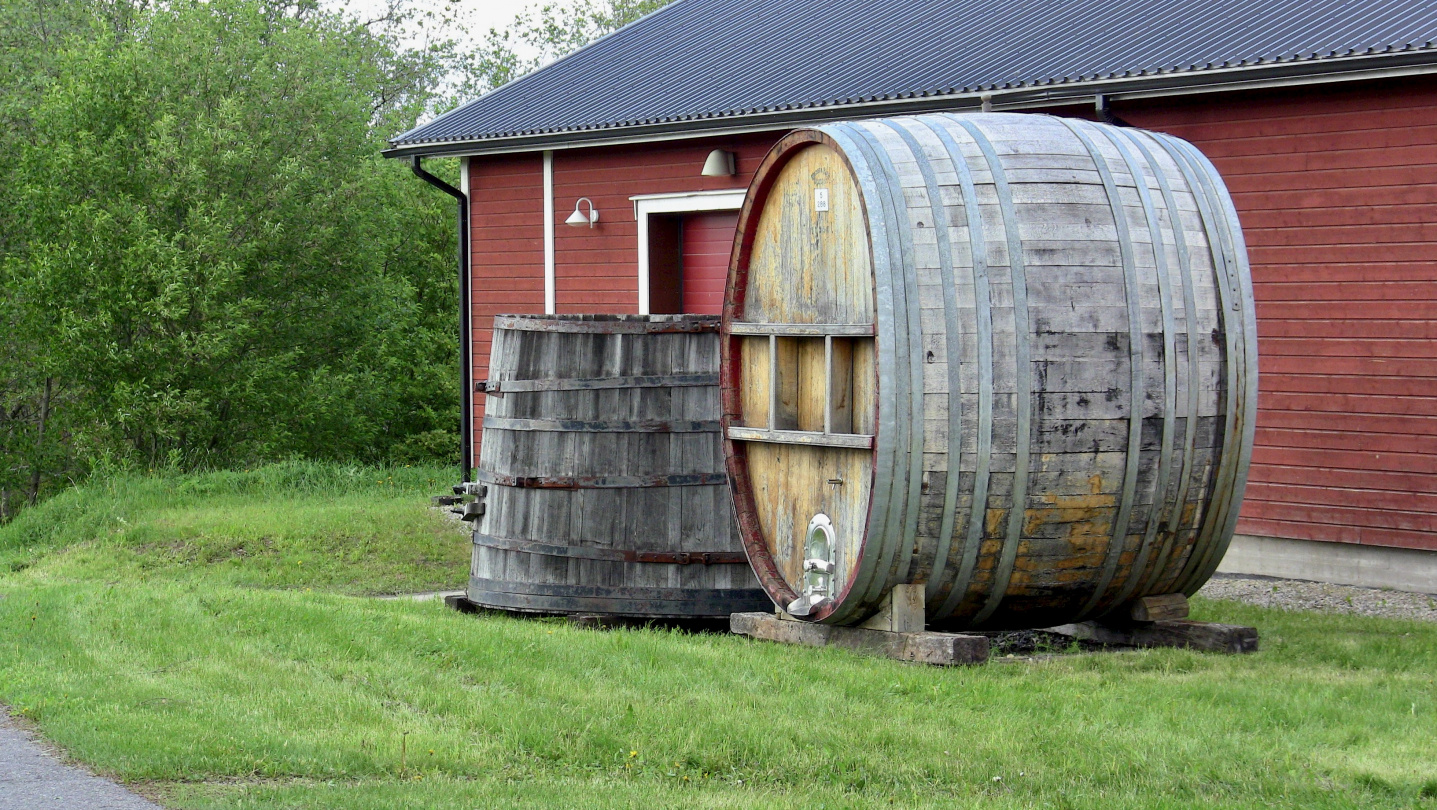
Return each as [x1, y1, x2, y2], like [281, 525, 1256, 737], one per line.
[468, 153, 546, 444]
[681, 211, 740, 314]
[1131, 77, 1437, 552]
[549, 136, 772, 313]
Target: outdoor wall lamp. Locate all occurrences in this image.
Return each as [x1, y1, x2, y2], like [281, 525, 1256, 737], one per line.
[565, 197, 599, 228]
[701, 149, 736, 177]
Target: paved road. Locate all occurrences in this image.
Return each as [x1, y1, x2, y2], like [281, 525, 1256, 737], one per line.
[0, 715, 162, 810]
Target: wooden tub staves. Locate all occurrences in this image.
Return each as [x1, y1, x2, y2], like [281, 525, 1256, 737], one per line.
[721, 113, 1257, 630]
[470, 314, 770, 618]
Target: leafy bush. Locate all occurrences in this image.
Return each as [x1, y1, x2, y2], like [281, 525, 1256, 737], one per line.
[0, 0, 463, 517]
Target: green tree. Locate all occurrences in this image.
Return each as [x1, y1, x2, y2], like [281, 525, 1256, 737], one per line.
[1, 0, 465, 516]
[0, 0, 678, 520]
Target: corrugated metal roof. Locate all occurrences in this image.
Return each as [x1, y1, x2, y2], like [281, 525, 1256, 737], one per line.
[389, 0, 1437, 153]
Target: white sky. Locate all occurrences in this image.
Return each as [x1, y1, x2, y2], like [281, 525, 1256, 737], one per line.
[334, 0, 585, 125]
[338, 0, 580, 60]
[464, 0, 554, 35]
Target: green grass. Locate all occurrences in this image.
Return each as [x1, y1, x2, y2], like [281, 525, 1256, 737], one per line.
[0, 461, 468, 595]
[2, 463, 1436, 808]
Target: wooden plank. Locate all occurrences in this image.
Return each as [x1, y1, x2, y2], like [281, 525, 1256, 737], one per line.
[483, 416, 720, 433]
[730, 612, 989, 666]
[1046, 620, 1258, 654]
[855, 584, 926, 632]
[797, 337, 827, 432]
[1260, 356, 1437, 378]
[1251, 446, 1437, 475]
[1256, 281, 1437, 302]
[1244, 481, 1437, 513]
[727, 322, 876, 336]
[773, 336, 800, 430]
[1255, 426, 1437, 455]
[852, 338, 876, 435]
[828, 337, 855, 434]
[739, 335, 771, 428]
[1259, 391, 1437, 417]
[1248, 463, 1437, 494]
[726, 426, 875, 449]
[1253, 266, 1437, 285]
[1127, 593, 1190, 622]
[1259, 338, 1437, 359]
[1258, 374, 1437, 398]
[742, 141, 876, 327]
[1241, 500, 1437, 533]
[493, 314, 719, 333]
[481, 373, 718, 393]
[1235, 517, 1437, 551]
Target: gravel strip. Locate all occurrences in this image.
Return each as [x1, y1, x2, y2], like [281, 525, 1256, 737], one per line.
[1198, 574, 1437, 623]
[0, 713, 161, 810]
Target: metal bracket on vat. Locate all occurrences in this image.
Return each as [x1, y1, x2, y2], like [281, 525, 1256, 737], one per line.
[458, 482, 488, 522]
[787, 514, 835, 617]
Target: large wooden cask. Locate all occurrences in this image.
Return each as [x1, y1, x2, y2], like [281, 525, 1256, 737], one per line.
[721, 113, 1257, 630]
[471, 315, 770, 618]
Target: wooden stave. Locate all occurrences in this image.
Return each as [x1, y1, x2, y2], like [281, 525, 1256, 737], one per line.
[473, 316, 769, 618]
[722, 113, 1255, 630]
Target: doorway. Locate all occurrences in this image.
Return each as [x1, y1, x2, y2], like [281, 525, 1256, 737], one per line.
[646, 211, 740, 315]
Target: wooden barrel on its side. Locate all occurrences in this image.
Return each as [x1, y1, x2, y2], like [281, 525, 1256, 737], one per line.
[471, 314, 770, 618]
[721, 113, 1257, 630]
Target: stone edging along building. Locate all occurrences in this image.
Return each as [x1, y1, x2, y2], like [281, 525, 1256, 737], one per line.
[385, 0, 1437, 593]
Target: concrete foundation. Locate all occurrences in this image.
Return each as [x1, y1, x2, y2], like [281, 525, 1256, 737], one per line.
[1217, 534, 1437, 596]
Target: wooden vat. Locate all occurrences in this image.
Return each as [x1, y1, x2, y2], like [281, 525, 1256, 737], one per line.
[721, 113, 1257, 630]
[471, 314, 770, 618]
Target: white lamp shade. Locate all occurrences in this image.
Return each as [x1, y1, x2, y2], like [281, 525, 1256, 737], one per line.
[566, 197, 598, 227]
[701, 149, 736, 177]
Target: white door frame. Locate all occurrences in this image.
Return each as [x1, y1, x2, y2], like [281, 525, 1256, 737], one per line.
[630, 189, 746, 314]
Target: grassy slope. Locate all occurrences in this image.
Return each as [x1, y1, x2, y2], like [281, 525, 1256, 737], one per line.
[0, 462, 468, 595]
[1, 464, 1435, 809]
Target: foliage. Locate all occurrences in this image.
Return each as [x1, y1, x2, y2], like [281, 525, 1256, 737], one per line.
[459, 0, 674, 96]
[0, 0, 683, 521]
[0, 0, 466, 518]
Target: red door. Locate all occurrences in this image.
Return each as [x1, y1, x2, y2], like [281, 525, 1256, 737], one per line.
[680, 212, 739, 315]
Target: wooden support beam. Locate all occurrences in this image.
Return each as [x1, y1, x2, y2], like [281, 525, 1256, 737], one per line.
[731, 612, 989, 666]
[855, 584, 926, 632]
[444, 594, 483, 614]
[1127, 593, 1190, 623]
[1045, 619, 1259, 654]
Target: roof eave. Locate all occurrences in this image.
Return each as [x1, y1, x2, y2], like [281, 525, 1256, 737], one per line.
[383, 50, 1437, 160]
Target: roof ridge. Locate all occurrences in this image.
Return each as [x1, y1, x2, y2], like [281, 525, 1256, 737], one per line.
[387, 0, 1437, 155]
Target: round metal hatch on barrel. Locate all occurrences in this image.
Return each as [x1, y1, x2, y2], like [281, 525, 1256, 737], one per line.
[720, 113, 1257, 630]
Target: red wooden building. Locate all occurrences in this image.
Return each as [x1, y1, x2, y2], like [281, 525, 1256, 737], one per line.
[388, 0, 1437, 592]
